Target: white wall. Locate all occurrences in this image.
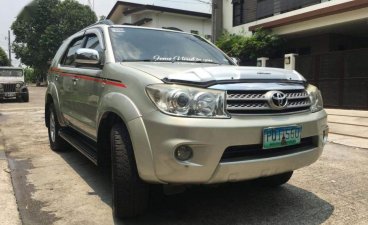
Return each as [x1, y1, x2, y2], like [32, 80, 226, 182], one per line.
[223, 0, 360, 36]
[116, 11, 212, 37]
[154, 13, 212, 37]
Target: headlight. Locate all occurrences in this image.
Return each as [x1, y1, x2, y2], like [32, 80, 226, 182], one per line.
[16, 83, 21, 88]
[307, 84, 323, 113]
[146, 84, 229, 118]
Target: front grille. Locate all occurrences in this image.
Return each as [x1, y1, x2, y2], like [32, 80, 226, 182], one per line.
[3, 83, 16, 92]
[226, 89, 311, 114]
[220, 136, 317, 163]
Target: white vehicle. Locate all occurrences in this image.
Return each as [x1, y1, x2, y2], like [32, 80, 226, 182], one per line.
[0, 67, 29, 102]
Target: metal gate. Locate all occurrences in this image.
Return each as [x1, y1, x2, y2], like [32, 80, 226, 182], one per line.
[296, 48, 368, 109]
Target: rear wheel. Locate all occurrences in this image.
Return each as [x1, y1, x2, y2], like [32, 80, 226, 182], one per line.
[111, 123, 149, 218]
[47, 103, 67, 151]
[257, 171, 293, 187]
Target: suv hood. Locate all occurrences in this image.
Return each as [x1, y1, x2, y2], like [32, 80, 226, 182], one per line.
[122, 62, 306, 86]
[0, 76, 24, 83]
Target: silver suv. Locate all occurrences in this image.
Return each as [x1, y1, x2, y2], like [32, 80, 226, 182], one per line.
[0, 67, 29, 102]
[45, 22, 328, 218]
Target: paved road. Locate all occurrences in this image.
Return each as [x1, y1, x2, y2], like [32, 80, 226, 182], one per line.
[0, 87, 367, 225]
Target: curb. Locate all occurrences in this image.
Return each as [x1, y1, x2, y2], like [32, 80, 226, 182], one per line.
[0, 130, 22, 225]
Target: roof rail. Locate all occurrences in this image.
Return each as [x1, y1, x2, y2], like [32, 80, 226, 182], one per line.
[96, 19, 114, 25]
[162, 27, 183, 32]
[84, 19, 114, 29]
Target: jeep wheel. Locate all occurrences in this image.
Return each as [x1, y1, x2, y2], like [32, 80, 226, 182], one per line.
[48, 103, 67, 151]
[22, 94, 29, 102]
[111, 123, 149, 218]
[257, 171, 293, 187]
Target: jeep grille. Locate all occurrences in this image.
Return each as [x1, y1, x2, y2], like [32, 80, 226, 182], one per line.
[3, 84, 16, 93]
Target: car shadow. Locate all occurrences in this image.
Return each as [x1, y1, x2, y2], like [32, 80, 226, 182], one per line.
[58, 149, 334, 225]
[0, 98, 23, 104]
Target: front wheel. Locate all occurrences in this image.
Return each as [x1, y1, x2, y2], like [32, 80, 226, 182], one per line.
[257, 171, 293, 187]
[47, 103, 67, 151]
[22, 94, 29, 102]
[111, 123, 149, 218]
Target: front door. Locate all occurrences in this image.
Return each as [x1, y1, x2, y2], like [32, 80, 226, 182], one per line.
[69, 31, 105, 139]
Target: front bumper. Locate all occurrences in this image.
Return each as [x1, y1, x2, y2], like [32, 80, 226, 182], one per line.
[131, 110, 328, 184]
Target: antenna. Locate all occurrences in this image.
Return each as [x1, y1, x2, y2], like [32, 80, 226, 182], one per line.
[87, 0, 94, 11]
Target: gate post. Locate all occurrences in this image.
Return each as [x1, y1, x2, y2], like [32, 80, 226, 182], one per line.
[257, 57, 269, 67]
[284, 53, 298, 70]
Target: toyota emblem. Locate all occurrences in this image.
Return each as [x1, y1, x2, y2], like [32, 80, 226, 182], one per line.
[265, 91, 288, 109]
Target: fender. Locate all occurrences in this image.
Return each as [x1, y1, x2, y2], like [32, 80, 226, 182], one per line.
[97, 92, 159, 183]
[97, 92, 142, 124]
[20, 86, 28, 93]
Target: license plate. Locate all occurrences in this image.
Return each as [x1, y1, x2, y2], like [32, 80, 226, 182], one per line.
[5, 93, 16, 97]
[263, 125, 302, 149]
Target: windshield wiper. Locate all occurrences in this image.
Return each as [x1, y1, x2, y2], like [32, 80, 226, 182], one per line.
[192, 61, 221, 65]
[172, 59, 221, 65]
[121, 59, 221, 65]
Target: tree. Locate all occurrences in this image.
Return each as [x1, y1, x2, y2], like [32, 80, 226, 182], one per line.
[24, 67, 36, 83]
[11, 0, 97, 78]
[0, 47, 11, 66]
[216, 29, 284, 63]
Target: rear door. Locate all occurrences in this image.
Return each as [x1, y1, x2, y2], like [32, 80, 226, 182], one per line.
[58, 36, 86, 128]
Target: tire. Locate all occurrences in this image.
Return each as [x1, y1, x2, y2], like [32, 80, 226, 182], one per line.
[22, 94, 29, 102]
[48, 103, 67, 151]
[257, 171, 293, 187]
[111, 123, 149, 218]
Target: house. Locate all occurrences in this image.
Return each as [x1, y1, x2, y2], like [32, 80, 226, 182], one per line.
[107, 1, 212, 39]
[217, 0, 368, 109]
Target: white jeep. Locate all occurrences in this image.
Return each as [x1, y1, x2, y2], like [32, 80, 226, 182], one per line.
[0, 67, 29, 102]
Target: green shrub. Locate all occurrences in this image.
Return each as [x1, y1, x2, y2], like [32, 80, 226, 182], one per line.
[216, 29, 284, 62]
[24, 67, 36, 83]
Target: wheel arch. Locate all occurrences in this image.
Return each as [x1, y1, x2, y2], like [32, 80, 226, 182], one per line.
[96, 108, 159, 183]
[45, 83, 64, 127]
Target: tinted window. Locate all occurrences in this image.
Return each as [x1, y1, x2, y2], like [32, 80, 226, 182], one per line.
[62, 37, 84, 66]
[109, 27, 232, 65]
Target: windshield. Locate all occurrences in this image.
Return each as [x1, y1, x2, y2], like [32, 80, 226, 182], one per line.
[0, 69, 23, 77]
[109, 27, 232, 65]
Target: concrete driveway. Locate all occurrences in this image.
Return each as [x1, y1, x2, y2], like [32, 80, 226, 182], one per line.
[0, 86, 367, 225]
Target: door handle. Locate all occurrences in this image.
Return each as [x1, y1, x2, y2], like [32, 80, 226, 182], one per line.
[72, 77, 78, 85]
[101, 79, 107, 87]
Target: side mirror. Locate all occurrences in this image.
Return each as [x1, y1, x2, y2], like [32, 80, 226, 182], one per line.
[231, 57, 241, 65]
[75, 48, 100, 65]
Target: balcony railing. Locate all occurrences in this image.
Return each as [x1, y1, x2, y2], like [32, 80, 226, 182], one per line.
[233, 0, 328, 26]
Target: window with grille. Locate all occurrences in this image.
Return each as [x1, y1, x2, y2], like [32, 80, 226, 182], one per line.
[232, 0, 244, 26]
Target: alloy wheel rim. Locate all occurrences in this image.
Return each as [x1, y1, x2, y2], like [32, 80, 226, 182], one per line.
[50, 111, 56, 143]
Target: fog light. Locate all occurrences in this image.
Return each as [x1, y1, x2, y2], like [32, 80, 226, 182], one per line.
[174, 145, 193, 161]
[323, 129, 329, 145]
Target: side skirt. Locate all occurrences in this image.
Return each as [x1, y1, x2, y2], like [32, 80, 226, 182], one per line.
[59, 128, 98, 165]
